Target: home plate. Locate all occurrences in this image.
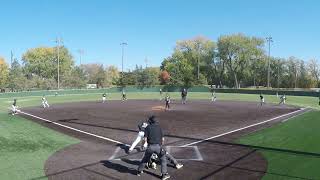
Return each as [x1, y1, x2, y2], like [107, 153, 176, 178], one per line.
[109, 146, 203, 161]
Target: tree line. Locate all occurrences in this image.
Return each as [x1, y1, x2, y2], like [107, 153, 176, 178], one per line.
[0, 33, 319, 91]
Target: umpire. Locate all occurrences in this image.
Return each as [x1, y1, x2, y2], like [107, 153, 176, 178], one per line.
[137, 115, 170, 180]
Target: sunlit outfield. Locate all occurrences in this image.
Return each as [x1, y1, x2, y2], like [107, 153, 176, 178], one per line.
[0, 91, 319, 179]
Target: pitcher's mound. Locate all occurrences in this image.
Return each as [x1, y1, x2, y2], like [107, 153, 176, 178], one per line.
[152, 106, 165, 111]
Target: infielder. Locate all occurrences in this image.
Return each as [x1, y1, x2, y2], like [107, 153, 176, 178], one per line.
[41, 96, 50, 108]
[181, 88, 187, 104]
[102, 93, 107, 103]
[11, 99, 18, 115]
[279, 94, 286, 105]
[159, 88, 163, 100]
[127, 120, 148, 153]
[165, 94, 171, 111]
[260, 94, 265, 106]
[122, 90, 127, 101]
[211, 91, 217, 102]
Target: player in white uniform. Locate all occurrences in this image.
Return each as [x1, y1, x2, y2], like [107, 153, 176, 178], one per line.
[11, 99, 18, 115]
[279, 94, 286, 105]
[42, 96, 50, 108]
[102, 93, 107, 103]
[127, 120, 149, 153]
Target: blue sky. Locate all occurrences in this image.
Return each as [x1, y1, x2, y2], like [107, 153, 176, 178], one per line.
[0, 0, 319, 70]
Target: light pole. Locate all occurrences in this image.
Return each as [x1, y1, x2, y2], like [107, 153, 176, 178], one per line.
[55, 37, 63, 90]
[120, 42, 127, 86]
[266, 36, 273, 88]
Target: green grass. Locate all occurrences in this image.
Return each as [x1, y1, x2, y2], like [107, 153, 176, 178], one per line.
[0, 91, 319, 179]
[238, 111, 320, 179]
[0, 113, 79, 180]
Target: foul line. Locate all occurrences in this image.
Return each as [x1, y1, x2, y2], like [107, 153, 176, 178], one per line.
[18, 110, 129, 146]
[181, 108, 307, 147]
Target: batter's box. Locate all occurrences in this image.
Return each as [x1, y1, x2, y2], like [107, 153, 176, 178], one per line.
[110, 146, 203, 161]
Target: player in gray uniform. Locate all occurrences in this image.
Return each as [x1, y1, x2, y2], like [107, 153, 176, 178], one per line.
[181, 88, 187, 104]
[128, 120, 149, 153]
[11, 99, 18, 115]
[211, 91, 217, 102]
[42, 95, 50, 108]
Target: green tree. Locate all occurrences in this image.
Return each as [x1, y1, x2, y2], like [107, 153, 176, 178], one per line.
[82, 63, 105, 88]
[8, 58, 28, 91]
[62, 66, 87, 88]
[104, 65, 120, 86]
[0, 57, 9, 88]
[22, 46, 74, 85]
[217, 34, 264, 88]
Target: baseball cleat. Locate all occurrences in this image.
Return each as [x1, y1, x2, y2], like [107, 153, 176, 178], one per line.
[176, 163, 183, 169]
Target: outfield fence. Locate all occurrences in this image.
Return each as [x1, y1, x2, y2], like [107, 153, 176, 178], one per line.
[0, 85, 319, 98]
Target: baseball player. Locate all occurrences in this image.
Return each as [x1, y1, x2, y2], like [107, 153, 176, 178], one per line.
[260, 94, 265, 106]
[41, 96, 50, 108]
[11, 99, 18, 115]
[102, 93, 107, 103]
[165, 94, 171, 111]
[127, 120, 148, 153]
[159, 88, 163, 100]
[279, 94, 286, 105]
[147, 150, 183, 170]
[122, 90, 127, 101]
[181, 88, 187, 104]
[211, 91, 217, 102]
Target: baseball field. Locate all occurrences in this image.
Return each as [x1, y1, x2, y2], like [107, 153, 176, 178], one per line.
[0, 91, 320, 180]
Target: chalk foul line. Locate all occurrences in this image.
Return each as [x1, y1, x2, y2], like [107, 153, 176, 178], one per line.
[181, 108, 307, 147]
[18, 110, 129, 146]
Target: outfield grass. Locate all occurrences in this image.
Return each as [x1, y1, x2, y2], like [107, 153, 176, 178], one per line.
[239, 111, 320, 179]
[0, 91, 319, 179]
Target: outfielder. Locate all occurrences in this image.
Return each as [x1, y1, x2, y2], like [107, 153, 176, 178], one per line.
[127, 120, 148, 153]
[42, 96, 50, 108]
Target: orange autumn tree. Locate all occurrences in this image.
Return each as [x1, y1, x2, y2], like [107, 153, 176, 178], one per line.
[160, 70, 170, 85]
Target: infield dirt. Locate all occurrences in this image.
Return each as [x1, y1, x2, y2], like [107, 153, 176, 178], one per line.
[20, 100, 302, 180]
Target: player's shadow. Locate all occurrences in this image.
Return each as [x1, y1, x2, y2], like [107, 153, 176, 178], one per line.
[100, 160, 137, 175]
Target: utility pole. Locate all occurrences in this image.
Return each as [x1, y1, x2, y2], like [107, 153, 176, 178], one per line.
[145, 57, 148, 68]
[55, 37, 63, 90]
[120, 42, 127, 86]
[10, 50, 13, 67]
[77, 49, 84, 65]
[266, 37, 273, 88]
